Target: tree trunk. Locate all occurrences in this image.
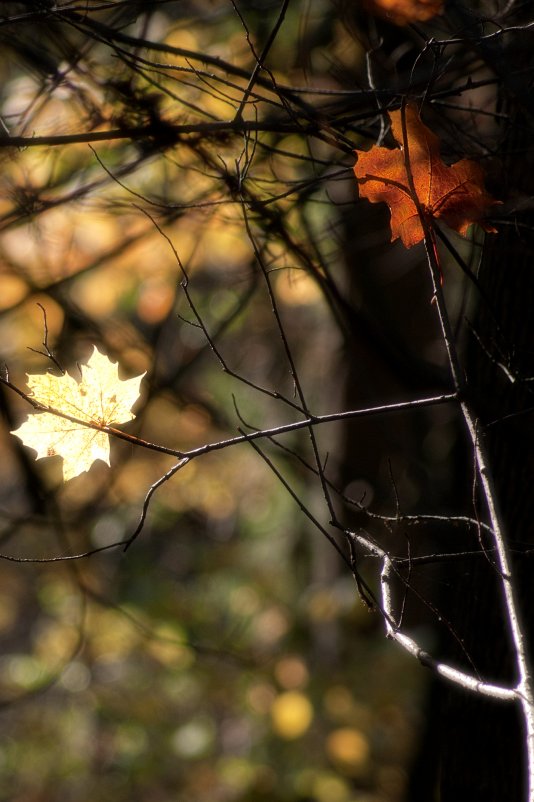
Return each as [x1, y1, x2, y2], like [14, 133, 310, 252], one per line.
[438, 105, 534, 801]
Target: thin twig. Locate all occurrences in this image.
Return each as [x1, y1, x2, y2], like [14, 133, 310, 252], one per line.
[2, 372, 456, 461]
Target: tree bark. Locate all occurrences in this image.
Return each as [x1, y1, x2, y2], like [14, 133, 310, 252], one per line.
[438, 105, 534, 802]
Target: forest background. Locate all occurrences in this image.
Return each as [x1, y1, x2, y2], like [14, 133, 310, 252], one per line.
[0, 2, 532, 801]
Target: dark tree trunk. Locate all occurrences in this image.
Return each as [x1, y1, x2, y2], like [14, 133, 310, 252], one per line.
[438, 104, 534, 802]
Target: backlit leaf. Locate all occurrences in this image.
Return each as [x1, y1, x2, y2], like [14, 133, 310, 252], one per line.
[363, 0, 444, 25]
[11, 347, 145, 481]
[353, 104, 499, 248]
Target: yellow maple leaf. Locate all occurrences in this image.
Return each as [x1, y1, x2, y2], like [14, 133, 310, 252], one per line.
[11, 347, 145, 481]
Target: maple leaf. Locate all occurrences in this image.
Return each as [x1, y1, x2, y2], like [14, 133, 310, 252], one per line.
[363, 0, 444, 26]
[11, 347, 145, 481]
[353, 104, 498, 248]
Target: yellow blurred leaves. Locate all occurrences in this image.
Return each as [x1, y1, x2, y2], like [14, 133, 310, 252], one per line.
[275, 268, 322, 306]
[302, 771, 354, 802]
[326, 727, 370, 774]
[269, 688, 369, 770]
[323, 685, 372, 729]
[86, 608, 141, 660]
[0, 273, 28, 310]
[274, 655, 309, 690]
[271, 691, 314, 739]
[146, 624, 195, 669]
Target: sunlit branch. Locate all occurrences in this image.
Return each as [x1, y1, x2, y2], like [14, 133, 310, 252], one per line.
[351, 531, 518, 702]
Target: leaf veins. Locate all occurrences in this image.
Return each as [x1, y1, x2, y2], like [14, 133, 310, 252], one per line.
[353, 104, 499, 248]
[11, 347, 145, 482]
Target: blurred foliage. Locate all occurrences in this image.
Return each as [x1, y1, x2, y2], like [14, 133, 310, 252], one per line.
[0, 0, 511, 799]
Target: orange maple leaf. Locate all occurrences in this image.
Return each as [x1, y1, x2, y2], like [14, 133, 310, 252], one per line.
[363, 0, 444, 25]
[353, 104, 498, 248]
